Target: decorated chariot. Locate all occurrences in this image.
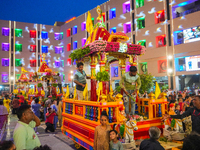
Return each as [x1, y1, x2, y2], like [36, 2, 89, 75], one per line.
[61, 6, 170, 150]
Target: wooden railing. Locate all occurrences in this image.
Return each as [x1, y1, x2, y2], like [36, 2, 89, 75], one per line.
[137, 92, 168, 120]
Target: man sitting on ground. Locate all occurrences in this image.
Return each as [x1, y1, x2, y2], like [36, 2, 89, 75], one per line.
[45, 107, 56, 133]
[139, 126, 164, 150]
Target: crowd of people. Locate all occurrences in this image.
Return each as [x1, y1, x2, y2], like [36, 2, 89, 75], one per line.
[0, 92, 62, 150]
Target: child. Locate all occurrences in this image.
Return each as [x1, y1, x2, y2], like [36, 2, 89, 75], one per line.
[94, 110, 111, 150]
[45, 107, 56, 133]
[109, 130, 124, 150]
[175, 103, 180, 115]
[178, 97, 184, 112]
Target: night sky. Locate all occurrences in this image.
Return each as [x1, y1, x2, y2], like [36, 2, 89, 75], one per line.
[0, 0, 108, 25]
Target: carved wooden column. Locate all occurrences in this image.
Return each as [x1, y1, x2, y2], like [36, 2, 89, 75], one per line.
[90, 55, 97, 101]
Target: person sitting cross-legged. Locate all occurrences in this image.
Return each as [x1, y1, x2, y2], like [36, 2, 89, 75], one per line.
[45, 107, 56, 133]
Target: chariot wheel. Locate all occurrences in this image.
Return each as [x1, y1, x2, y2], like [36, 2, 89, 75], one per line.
[74, 141, 82, 149]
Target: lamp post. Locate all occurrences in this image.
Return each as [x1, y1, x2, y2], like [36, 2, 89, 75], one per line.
[168, 55, 173, 89]
[70, 70, 74, 87]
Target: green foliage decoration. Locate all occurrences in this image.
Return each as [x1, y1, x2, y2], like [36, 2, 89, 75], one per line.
[52, 83, 58, 87]
[139, 73, 155, 94]
[96, 71, 110, 82]
[69, 46, 90, 62]
[37, 83, 43, 88]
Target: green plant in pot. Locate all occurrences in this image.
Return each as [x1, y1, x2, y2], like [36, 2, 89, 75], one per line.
[37, 83, 43, 88]
[96, 71, 110, 95]
[52, 83, 58, 87]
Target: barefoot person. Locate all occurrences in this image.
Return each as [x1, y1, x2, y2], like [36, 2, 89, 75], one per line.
[119, 66, 141, 118]
[74, 62, 90, 100]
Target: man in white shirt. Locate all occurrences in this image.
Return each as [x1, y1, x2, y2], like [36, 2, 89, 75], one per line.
[43, 78, 48, 98]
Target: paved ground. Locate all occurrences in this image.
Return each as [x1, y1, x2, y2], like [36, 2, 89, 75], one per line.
[2, 114, 138, 150]
[2, 114, 85, 150]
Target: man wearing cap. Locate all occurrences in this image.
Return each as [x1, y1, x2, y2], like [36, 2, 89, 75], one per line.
[119, 66, 141, 118]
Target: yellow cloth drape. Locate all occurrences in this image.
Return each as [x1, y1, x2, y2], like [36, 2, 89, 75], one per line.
[83, 84, 88, 100]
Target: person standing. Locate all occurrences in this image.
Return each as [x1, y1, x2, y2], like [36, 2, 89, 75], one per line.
[12, 95, 19, 114]
[55, 73, 62, 94]
[57, 97, 63, 127]
[163, 95, 200, 134]
[51, 99, 58, 129]
[119, 66, 141, 118]
[13, 105, 41, 150]
[74, 62, 91, 100]
[3, 95, 11, 114]
[17, 92, 25, 105]
[32, 98, 41, 134]
[43, 78, 48, 98]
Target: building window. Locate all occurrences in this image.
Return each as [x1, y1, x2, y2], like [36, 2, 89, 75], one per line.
[61, 73, 65, 82]
[173, 30, 184, 45]
[30, 30, 36, 38]
[174, 25, 200, 45]
[156, 35, 166, 47]
[67, 29, 71, 37]
[136, 0, 144, 8]
[2, 58, 9, 67]
[16, 74, 21, 80]
[155, 10, 165, 24]
[67, 43, 71, 51]
[73, 26, 77, 34]
[15, 29, 22, 37]
[158, 59, 167, 73]
[110, 27, 116, 33]
[172, 1, 200, 19]
[55, 61, 61, 68]
[30, 45, 36, 52]
[123, 1, 130, 13]
[61, 60, 64, 67]
[15, 59, 22, 67]
[67, 58, 71, 66]
[42, 45, 48, 53]
[45, 60, 49, 65]
[54, 32, 63, 40]
[15, 44, 22, 52]
[68, 73, 72, 81]
[41, 31, 48, 39]
[82, 38, 86, 47]
[137, 40, 146, 47]
[109, 8, 116, 19]
[73, 41, 77, 50]
[55, 46, 63, 54]
[2, 43, 9, 51]
[92, 18, 94, 26]
[30, 60, 36, 67]
[137, 17, 145, 29]
[81, 22, 86, 31]
[123, 22, 131, 33]
[2, 74, 9, 83]
[2, 27, 9, 36]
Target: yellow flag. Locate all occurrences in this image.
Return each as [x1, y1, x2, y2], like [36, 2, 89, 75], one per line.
[65, 85, 70, 98]
[86, 11, 93, 34]
[110, 84, 113, 93]
[155, 82, 161, 99]
[74, 85, 76, 100]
